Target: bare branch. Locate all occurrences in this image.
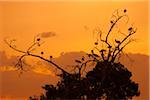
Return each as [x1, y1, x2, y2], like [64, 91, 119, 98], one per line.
[106, 15, 125, 43]
[4, 38, 70, 75]
[111, 27, 136, 62]
[4, 39, 26, 54]
[111, 39, 134, 62]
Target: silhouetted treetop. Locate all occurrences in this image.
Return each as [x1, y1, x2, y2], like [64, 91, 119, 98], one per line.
[5, 9, 140, 100]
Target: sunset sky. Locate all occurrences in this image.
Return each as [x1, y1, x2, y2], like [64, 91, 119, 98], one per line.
[0, 0, 149, 57]
[0, 0, 149, 99]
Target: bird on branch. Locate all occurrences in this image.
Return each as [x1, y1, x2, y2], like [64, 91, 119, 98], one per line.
[115, 39, 121, 44]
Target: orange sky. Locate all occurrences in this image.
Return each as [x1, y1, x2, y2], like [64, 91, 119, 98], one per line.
[0, 1, 149, 57]
[0, 0, 149, 99]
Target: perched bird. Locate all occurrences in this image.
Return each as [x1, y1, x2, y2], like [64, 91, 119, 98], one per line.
[128, 27, 133, 31]
[87, 54, 92, 58]
[100, 49, 106, 52]
[110, 20, 114, 24]
[37, 38, 41, 41]
[82, 56, 85, 61]
[50, 56, 53, 59]
[50, 56, 53, 60]
[124, 9, 127, 13]
[41, 51, 44, 55]
[94, 42, 98, 45]
[91, 50, 94, 54]
[108, 45, 112, 48]
[115, 39, 121, 44]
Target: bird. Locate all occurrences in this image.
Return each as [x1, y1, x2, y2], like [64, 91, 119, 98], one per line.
[94, 42, 98, 45]
[41, 51, 44, 55]
[100, 49, 106, 52]
[124, 9, 127, 13]
[115, 39, 121, 44]
[50, 56, 53, 60]
[50, 56, 53, 59]
[110, 20, 114, 24]
[82, 56, 85, 61]
[37, 38, 40, 41]
[128, 27, 133, 31]
[108, 45, 112, 48]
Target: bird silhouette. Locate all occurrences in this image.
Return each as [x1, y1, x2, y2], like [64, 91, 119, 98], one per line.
[37, 38, 40, 41]
[41, 51, 44, 55]
[115, 39, 121, 44]
[108, 45, 112, 48]
[128, 27, 133, 31]
[100, 49, 106, 52]
[124, 9, 127, 13]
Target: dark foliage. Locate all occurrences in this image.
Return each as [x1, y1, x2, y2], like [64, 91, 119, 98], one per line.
[28, 9, 139, 100]
[37, 61, 139, 100]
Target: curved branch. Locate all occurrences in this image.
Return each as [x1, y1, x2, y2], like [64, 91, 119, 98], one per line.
[106, 15, 125, 43]
[4, 39, 70, 75]
[28, 53, 70, 75]
[78, 59, 96, 80]
[15, 54, 27, 70]
[111, 29, 136, 62]
[4, 39, 26, 54]
[111, 40, 133, 62]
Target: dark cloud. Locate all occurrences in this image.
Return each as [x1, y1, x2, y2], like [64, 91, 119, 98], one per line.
[0, 51, 149, 99]
[119, 54, 149, 100]
[40, 32, 56, 38]
[0, 51, 17, 66]
[0, 71, 59, 99]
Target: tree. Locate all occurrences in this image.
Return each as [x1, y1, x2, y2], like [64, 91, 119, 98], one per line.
[5, 9, 140, 100]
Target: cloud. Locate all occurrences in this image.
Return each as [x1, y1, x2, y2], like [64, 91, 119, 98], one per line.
[120, 54, 149, 100]
[32, 66, 55, 76]
[0, 71, 59, 99]
[40, 32, 56, 38]
[0, 51, 17, 66]
[0, 66, 16, 71]
[0, 51, 17, 71]
[0, 51, 149, 99]
[0, 51, 55, 75]
[40, 51, 86, 74]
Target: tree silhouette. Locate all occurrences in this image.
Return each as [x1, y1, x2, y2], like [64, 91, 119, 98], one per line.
[5, 9, 140, 100]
